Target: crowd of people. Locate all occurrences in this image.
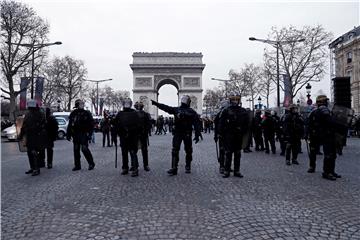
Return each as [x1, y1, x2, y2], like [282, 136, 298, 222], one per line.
[18, 93, 354, 181]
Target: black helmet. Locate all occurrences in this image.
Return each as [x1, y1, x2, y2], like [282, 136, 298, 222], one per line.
[134, 101, 144, 110]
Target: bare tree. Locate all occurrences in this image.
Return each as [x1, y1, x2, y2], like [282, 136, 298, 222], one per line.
[1, 0, 49, 120]
[227, 69, 249, 99]
[258, 61, 275, 108]
[203, 87, 224, 114]
[264, 25, 333, 103]
[52, 56, 87, 110]
[42, 59, 66, 107]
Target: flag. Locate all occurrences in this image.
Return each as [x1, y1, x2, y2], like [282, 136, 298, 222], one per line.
[99, 98, 104, 115]
[19, 77, 30, 110]
[34, 77, 44, 107]
[283, 74, 292, 108]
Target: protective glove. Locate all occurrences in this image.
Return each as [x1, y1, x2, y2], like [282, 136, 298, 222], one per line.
[193, 136, 199, 144]
[66, 135, 71, 141]
[214, 135, 218, 142]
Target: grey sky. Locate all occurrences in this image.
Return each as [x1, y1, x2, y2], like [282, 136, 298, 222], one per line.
[22, 0, 359, 109]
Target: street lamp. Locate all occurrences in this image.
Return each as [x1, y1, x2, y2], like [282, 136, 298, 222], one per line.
[258, 96, 262, 109]
[84, 78, 113, 115]
[249, 37, 305, 109]
[306, 83, 312, 105]
[7, 41, 62, 99]
[57, 99, 61, 112]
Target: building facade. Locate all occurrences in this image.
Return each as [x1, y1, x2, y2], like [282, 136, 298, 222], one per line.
[329, 26, 360, 114]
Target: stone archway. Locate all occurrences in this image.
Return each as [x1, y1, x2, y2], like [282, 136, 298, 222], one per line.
[131, 52, 205, 119]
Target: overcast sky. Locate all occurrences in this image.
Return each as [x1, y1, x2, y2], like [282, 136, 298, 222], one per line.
[22, 0, 359, 110]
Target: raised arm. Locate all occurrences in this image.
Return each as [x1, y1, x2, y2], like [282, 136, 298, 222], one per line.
[151, 100, 177, 115]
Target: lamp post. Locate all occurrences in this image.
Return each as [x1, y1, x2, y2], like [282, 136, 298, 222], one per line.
[249, 37, 305, 109]
[306, 83, 312, 106]
[7, 41, 62, 99]
[84, 78, 113, 115]
[57, 99, 61, 112]
[258, 96, 262, 110]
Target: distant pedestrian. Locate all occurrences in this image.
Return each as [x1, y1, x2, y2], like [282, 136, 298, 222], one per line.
[101, 116, 111, 147]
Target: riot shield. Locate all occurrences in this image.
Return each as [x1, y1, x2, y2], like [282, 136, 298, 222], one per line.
[241, 110, 253, 149]
[331, 105, 354, 127]
[15, 116, 27, 152]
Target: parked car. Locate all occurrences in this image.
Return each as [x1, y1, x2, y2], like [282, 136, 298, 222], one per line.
[53, 112, 71, 121]
[55, 117, 68, 140]
[1, 124, 17, 141]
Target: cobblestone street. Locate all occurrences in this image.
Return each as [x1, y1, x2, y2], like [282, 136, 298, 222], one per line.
[1, 133, 360, 240]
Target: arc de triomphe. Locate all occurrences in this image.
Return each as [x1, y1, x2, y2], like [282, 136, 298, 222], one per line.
[131, 52, 205, 119]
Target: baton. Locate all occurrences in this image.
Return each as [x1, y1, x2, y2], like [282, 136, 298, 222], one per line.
[215, 140, 219, 161]
[115, 141, 118, 168]
[305, 139, 311, 159]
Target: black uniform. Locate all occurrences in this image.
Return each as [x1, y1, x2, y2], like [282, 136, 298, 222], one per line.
[253, 111, 264, 151]
[39, 109, 59, 169]
[307, 105, 338, 179]
[283, 110, 304, 165]
[19, 108, 48, 176]
[214, 108, 226, 173]
[101, 117, 111, 147]
[115, 108, 141, 176]
[218, 105, 249, 177]
[261, 112, 276, 154]
[67, 108, 95, 170]
[137, 108, 152, 169]
[152, 101, 201, 175]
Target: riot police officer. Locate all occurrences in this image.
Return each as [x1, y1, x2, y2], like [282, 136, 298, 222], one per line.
[283, 104, 304, 165]
[262, 109, 276, 154]
[67, 99, 95, 171]
[218, 94, 249, 178]
[134, 101, 152, 171]
[151, 95, 202, 176]
[307, 95, 340, 180]
[18, 100, 48, 176]
[214, 100, 229, 174]
[115, 98, 141, 177]
[253, 109, 264, 151]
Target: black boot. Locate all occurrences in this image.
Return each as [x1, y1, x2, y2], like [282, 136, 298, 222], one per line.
[31, 170, 40, 176]
[322, 173, 336, 181]
[131, 169, 139, 177]
[223, 171, 230, 178]
[167, 168, 177, 176]
[144, 166, 150, 172]
[25, 169, 33, 174]
[286, 160, 291, 165]
[185, 164, 191, 174]
[234, 171, 243, 178]
[121, 169, 129, 175]
[307, 167, 315, 173]
[292, 159, 299, 165]
[219, 167, 225, 174]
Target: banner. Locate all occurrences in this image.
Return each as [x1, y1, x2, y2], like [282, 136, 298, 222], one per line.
[19, 77, 30, 110]
[99, 98, 104, 115]
[283, 74, 292, 108]
[34, 77, 44, 107]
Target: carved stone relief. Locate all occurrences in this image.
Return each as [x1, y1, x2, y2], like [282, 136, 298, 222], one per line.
[135, 77, 152, 87]
[183, 77, 200, 87]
